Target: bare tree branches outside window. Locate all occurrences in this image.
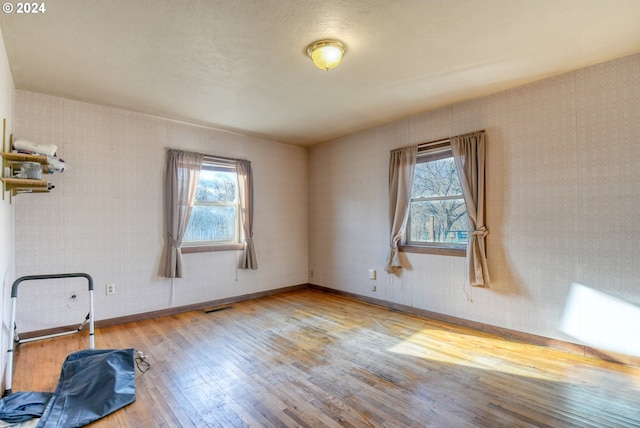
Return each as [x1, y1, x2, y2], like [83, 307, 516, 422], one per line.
[408, 154, 468, 246]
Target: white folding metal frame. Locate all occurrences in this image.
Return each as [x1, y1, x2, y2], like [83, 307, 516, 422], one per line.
[3, 273, 94, 396]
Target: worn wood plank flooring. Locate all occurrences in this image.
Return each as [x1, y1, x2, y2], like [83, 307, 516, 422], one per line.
[10, 288, 640, 427]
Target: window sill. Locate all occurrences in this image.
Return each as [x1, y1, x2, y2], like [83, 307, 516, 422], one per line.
[399, 244, 466, 257]
[182, 243, 244, 254]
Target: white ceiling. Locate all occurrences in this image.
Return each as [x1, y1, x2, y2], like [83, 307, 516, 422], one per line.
[2, 1, 640, 146]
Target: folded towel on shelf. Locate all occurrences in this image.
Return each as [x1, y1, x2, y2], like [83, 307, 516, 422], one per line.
[13, 139, 58, 157]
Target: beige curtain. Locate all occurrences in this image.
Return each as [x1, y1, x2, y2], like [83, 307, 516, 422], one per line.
[385, 145, 418, 274]
[237, 160, 257, 270]
[451, 131, 490, 287]
[164, 149, 203, 278]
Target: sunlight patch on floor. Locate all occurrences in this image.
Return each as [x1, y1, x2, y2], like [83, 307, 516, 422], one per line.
[387, 329, 561, 382]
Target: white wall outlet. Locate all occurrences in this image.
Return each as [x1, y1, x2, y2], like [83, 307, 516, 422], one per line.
[371, 285, 377, 292]
[368, 269, 376, 280]
[309, 269, 314, 278]
[106, 283, 115, 295]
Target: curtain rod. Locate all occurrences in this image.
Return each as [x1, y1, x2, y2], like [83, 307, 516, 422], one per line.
[418, 137, 449, 149]
[418, 129, 485, 149]
[203, 154, 246, 163]
[167, 149, 248, 163]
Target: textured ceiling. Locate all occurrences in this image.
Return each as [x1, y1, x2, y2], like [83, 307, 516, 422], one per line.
[2, 0, 640, 146]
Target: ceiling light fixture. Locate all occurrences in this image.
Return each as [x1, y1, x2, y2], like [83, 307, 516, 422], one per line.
[307, 39, 346, 71]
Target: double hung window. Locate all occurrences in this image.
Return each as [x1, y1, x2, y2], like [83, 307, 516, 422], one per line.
[407, 143, 468, 250]
[183, 159, 240, 247]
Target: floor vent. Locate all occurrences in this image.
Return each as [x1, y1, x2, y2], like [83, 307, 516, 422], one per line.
[204, 306, 233, 314]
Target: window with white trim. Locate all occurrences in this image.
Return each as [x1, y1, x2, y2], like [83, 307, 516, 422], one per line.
[407, 142, 468, 248]
[183, 159, 240, 246]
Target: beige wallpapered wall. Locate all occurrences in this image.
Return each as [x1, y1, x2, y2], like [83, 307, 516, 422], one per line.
[0, 28, 16, 382]
[309, 53, 640, 346]
[12, 93, 309, 332]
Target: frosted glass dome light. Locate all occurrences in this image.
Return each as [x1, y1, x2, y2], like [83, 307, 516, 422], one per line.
[307, 39, 346, 71]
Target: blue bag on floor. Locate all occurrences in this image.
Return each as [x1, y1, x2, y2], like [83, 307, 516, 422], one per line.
[0, 348, 136, 428]
[0, 391, 53, 423]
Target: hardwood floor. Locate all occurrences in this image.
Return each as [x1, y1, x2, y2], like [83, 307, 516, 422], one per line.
[11, 289, 640, 427]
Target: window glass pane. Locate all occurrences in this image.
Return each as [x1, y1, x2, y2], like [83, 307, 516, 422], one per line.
[412, 157, 462, 198]
[195, 169, 237, 203]
[409, 199, 468, 244]
[184, 205, 237, 242]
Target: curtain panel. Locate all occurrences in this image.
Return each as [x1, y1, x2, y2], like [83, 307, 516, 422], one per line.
[451, 131, 490, 287]
[164, 149, 203, 278]
[385, 145, 418, 274]
[236, 160, 257, 270]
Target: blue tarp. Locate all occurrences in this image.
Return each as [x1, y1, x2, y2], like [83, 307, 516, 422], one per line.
[0, 349, 136, 427]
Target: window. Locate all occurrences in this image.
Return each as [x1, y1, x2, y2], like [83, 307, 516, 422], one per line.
[183, 159, 240, 248]
[406, 142, 468, 253]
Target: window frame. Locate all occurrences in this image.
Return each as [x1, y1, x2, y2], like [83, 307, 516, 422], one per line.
[401, 141, 467, 257]
[181, 159, 244, 253]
